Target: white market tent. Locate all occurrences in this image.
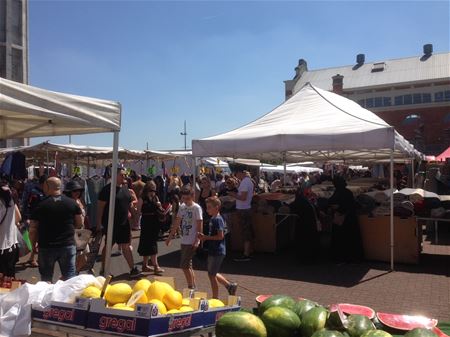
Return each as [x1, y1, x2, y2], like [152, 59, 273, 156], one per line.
[0, 77, 121, 276]
[0, 141, 146, 161]
[193, 82, 424, 269]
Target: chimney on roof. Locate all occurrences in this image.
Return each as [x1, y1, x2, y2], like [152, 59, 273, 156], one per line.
[356, 53, 365, 65]
[423, 44, 433, 56]
[294, 59, 308, 80]
[332, 74, 344, 94]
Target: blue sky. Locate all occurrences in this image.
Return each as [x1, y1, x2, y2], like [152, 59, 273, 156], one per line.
[29, 0, 450, 150]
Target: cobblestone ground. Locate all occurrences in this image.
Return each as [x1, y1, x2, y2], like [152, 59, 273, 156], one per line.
[18, 225, 450, 327]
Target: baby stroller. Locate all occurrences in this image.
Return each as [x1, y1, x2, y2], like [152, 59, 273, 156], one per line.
[75, 229, 103, 275]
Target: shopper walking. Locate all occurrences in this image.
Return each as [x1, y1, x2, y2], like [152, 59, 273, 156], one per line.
[166, 187, 203, 289]
[137, 181, 165, 275]
[198, 196, 237, 299]
[30, 177, 82, 282]
[0, 183, 21, 277]
[96, 167, 141, 278]
[231, 168, 254, 261]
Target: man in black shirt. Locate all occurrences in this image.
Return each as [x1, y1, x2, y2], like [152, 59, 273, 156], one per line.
[30, 177, 82, 282]
[96, 167, 141, 278]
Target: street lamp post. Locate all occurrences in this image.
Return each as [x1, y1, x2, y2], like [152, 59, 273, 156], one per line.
[180, 120, 187, 150]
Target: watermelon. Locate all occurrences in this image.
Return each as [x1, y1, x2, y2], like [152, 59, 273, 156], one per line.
[330, 304, 376, 320]
[361, 330, 393, 337]
[294, 299, 318, 318]
[256, 295, 272, 306]
[312, 330, 346, 337]
[216, 311, 267, 337]
[259, 295, 296, 315]
[261, 306, 301, 337]
[377, 313, 438, 331]
[301, 306, 329, 337]
[346, 315, 376, 337]
[404, 328, 438, 337]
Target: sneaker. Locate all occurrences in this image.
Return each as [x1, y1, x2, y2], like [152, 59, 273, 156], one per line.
[227, 282, 238, 295]
[129, 267, 143, 278]
[234, 255, 251, 262]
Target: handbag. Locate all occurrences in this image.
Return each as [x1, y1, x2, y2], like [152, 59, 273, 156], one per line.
[74, 229, 92, 251]
[17, 230, 30, 257]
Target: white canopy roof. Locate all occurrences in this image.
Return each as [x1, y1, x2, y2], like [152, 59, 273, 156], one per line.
[192, 83, 421, 162]
[0, 141, 145, 160]
[0, 77, 121, 139]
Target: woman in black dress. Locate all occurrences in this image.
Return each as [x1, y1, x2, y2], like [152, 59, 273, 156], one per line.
[137, 181, 164, 274]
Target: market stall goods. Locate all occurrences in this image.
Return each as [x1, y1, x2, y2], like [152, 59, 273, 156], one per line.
[215, 311, 267, 337]
[216, 295, 446, 337]
[261, 306, 301, 337]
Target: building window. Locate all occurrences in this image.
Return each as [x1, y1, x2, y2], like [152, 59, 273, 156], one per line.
[445, 91, 450, 101]
[404, 94, 412, 105]
[366, 98, 374, 108]
[383, 97, 391, 106]
[423, 93, 432, 103]
[357, 99, 365, 107]
[413, 93, 422, 104]
[435, 92, 444, 102]
[395, 96, 403, 105]
[374, 97, 383, 107]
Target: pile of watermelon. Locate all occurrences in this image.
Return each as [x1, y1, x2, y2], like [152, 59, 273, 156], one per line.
[215, 295, 447, 337]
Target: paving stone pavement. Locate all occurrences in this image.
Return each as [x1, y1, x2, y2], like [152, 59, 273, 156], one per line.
[17, 226, 450, 323]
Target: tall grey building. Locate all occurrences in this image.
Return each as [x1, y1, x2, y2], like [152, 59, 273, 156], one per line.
[0, 0, 29, 147]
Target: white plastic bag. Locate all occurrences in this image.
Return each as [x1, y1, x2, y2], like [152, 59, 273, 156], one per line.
[50, 274, 99, 304]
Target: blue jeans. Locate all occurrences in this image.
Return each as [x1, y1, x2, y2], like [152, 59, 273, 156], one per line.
[38, 245, 76, 282]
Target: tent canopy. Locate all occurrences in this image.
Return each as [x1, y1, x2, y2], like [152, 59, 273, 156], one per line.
[0, 78, 121, 139]
[0, 141, 145, 160]
[192, 83, 420, 162]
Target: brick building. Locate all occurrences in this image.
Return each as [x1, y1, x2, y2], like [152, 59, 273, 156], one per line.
[284, 45, 450, 155]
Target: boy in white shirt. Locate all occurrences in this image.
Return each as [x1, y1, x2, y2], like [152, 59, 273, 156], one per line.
[166, 187, 203, 289]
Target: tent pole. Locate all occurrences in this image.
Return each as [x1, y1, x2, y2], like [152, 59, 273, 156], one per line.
[46, 149, 49, 176]
[192, 156, 196, 199]
[390, 150, 395, 271]
[411, 158, 415, 188]
[104, 131, 120, 276]
[283, 152, 287, 186]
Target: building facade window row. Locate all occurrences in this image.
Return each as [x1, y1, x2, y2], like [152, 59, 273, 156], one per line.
[357, 90, 450, 108]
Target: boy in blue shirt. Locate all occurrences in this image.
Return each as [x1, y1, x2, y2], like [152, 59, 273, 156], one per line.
[198, 196, 238, 299]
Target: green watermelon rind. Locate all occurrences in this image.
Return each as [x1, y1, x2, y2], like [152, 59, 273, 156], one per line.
[346, 314, 376, 337]
[215, 311, 267, 337]
[404, 328, 439, 337]
[259, 294, 296, 315]
[261, 306, 301, 337]
[301, 306, 330, 337]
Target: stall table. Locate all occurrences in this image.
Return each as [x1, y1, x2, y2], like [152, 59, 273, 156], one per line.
[31, 320, 214, 337]
[416, 217, 450, 244]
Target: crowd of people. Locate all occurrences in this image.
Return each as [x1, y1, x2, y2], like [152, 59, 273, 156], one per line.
[0, 163, 369, 298]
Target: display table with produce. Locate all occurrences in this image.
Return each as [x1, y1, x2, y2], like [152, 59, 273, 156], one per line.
[214, 294, 450, 337]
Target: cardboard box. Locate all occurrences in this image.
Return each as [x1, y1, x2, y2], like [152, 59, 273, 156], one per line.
[86, 299, 206, 336]
[359, 215, 420, 264]
[200, 296, 241, 327]
[31, 297, 90, 328]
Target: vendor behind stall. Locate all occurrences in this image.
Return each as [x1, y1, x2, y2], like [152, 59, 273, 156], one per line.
[328, 176, 363, 262]
[289, 183, 320, 263]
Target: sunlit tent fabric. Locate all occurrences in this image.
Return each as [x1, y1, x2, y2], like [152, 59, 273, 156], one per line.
[0, 141, 145, 160]
[0, 77, 121, 277]
[192, 83, 420, 162]
[0, 77, 121, 139]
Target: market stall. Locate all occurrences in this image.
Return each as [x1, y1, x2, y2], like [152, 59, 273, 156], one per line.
[0, 77, 121, 280]
[193, 82, 423, 269]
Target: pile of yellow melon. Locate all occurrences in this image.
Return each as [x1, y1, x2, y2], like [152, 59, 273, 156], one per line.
[80, 279, 211, 315]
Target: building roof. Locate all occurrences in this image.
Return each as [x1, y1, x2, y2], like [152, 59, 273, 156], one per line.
[292, 52, 450, 93]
